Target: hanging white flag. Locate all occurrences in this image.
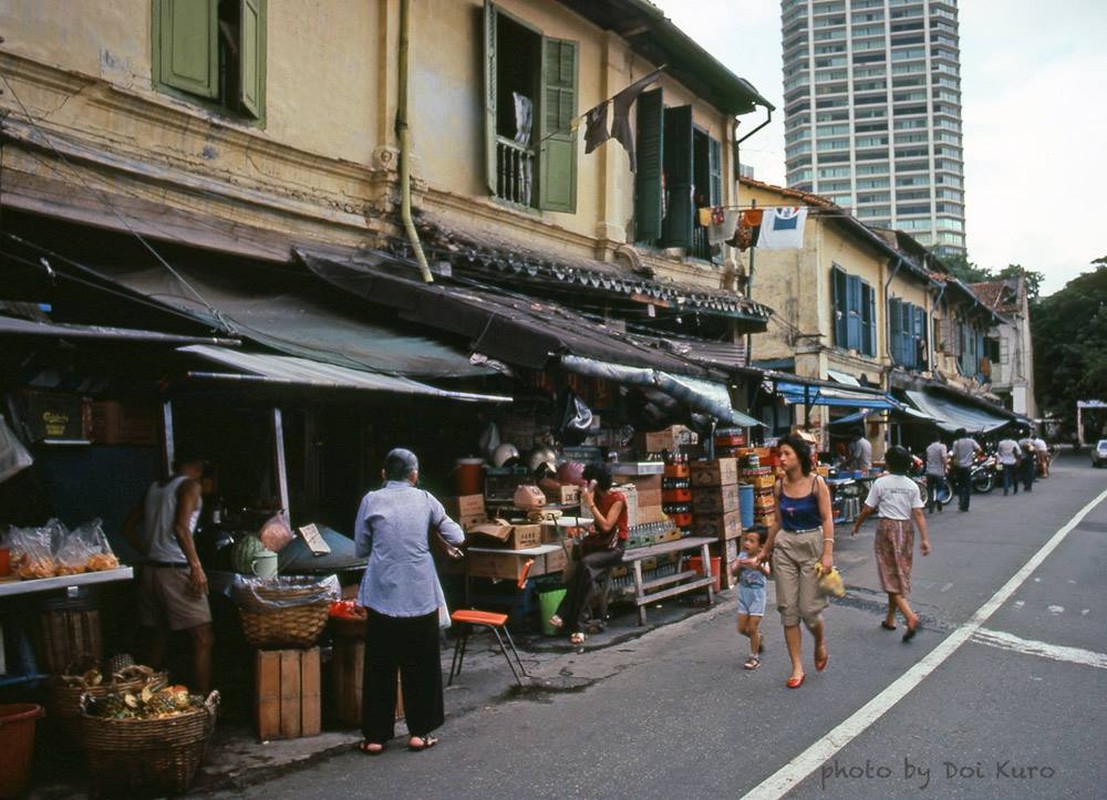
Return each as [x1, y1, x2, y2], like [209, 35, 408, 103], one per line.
[756, 207, 808, 250]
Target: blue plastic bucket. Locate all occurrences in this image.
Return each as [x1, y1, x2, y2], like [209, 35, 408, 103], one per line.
[738, 484, 755, 530]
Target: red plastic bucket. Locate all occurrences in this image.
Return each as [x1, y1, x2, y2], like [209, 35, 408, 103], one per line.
[0, 704, 44, 797]
[687, 555, 722, 593]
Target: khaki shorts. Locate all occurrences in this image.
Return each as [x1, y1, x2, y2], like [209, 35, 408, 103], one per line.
[137, 564, 212, 631]
[773, 528, 828, 627]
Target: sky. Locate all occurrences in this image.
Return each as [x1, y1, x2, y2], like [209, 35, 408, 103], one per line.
[650, 0, 1107, 296]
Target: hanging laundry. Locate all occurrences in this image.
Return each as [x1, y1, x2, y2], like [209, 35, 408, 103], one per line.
[708, 208, 740, 245]
[755, 207, 808, 250]
[583, 101, 611, 154]
[729, 214, 754, 251]
[512, 92, 533, 145]
[610, 67, 664, 172]
[697, 207, 713, 227]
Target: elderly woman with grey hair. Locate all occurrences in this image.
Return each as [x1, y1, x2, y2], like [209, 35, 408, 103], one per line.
[353, 448, 464, 755]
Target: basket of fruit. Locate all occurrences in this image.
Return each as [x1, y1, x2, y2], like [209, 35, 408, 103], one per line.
[46, 659, 163, 745]
[79, 683, 219, 796]
[233, 575, 340, 649]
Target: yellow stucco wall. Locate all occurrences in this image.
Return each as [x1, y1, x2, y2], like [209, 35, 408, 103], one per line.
[0, 0, 751, 291]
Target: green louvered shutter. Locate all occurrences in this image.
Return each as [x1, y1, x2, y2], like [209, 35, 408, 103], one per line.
[239, 0, 266, 119]
[539, 37, 577, 212]
[483, 0, 498, 195]
[832, 266, 848, 347]
[661, 105, 693, 248]
[156, 0, 218, 98]
[708, 136, 722, 207]
[634, 89, 663, 242]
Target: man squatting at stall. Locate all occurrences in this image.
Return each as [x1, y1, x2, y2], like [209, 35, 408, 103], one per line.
[123, 445, 212, 695]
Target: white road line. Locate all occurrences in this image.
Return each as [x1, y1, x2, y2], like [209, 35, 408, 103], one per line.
[972, 627, 1107, 670]
[742, 486, 1107, 800]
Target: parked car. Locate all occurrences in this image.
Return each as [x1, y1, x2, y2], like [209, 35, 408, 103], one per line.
[1091, 440, 1107, 467]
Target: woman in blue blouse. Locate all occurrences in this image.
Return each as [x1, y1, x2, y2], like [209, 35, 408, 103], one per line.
[353, 448, 464, 754]
[754, 434, 835, 688]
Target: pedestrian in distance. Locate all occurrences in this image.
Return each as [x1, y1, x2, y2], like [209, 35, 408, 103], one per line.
[847, 429, 873, 474]
[995, 434, 1022, 496]
[1017, 429, 1037, 493]
[949, 428, 981, 512]
[731, 528, 770, 670]
[851, 446, 931, 642]
[1033, 433, 1050, 478]
[924, 433, 948, 513]
[754, 434, 835, 689]
[353, 447, 464, 755]
[122, 443, 213, 696]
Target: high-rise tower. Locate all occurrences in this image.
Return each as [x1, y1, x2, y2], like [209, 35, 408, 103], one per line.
[781, 0, 965, 256]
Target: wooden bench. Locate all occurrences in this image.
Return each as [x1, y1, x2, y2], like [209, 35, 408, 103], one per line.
[618, 536, 716, 625]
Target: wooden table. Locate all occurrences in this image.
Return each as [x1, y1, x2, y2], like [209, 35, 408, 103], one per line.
[620, 536, 715, 625]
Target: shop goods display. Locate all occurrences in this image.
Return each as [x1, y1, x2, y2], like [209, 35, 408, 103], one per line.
[327, 599, 368, 639]
[47, 658, 164, 743]
[232, 574, 340, 649]
[79, 689, 219, 796]
[3, 518, 119, 580]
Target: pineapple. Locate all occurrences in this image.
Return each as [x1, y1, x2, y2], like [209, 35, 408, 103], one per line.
[104, 652, 135, 676]
[90, 693, 126, 718]
[144, 689, 178, 718]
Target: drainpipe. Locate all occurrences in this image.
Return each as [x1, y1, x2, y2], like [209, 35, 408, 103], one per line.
[734, 106, 771, 368]
[398, 0, 433, 283]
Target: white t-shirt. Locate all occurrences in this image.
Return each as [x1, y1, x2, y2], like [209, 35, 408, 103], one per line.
[863, 474, 924, 520]
[996, 438, 1022, 466]
[950, 437, 979, 467]
[925, 441, 948, 476]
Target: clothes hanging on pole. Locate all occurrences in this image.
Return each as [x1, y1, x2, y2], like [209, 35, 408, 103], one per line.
[583, 101, 611, 154]
[755, 207, 808, 250]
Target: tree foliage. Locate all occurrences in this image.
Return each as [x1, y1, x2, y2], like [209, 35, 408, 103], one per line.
[1032, 263, 1107, 430]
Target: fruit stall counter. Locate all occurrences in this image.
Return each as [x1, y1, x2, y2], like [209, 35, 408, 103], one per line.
[0, 566, 134, 598]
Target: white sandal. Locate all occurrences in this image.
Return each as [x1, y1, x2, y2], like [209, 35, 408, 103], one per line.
[743, 655, 760, 670]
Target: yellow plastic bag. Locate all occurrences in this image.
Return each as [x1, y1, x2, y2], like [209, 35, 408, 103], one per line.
[814, 563, 846, 598]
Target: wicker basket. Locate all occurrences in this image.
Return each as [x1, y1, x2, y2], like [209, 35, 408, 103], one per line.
[47, 666, 163, 745]
[79, 691, 219, 797]
[234, 578, 335, 649]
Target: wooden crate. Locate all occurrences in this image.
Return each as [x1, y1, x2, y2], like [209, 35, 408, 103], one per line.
[690, 484, 739, 514]
[256, 647, 321, 740]
[691, 510, 741, 541]
[33, 608, 102, 675]
[329, 639, 404, 727]
[689, 458, 738, 487]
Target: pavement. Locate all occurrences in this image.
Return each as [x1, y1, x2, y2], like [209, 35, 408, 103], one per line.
[24, 585, 734, 798]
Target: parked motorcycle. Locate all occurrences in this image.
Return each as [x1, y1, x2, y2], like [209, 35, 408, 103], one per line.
[970, 451, 998, 494]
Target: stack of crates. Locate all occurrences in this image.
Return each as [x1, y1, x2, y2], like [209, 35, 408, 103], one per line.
[737, 449, 776, 529]
[689, 457, 740, 588]
[660, 459, 693, 534]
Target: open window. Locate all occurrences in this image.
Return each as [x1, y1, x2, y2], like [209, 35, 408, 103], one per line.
[634, 90, 723, 257]
[153, 0, 266, 122]
[484, 1, 577, 212]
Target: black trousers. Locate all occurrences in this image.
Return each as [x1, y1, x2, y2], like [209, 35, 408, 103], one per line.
[555, 545, 624, 634]
[361, 609, 443, 743]
[951, 466, 972, 510]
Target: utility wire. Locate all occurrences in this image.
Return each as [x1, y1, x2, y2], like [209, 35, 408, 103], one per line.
[0, 73, 233, 333]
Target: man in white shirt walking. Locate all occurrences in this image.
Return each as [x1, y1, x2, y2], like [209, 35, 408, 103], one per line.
[924, 434, 949, 513]
[949, 429, 981, 512]
[995, 435, 1023, 496]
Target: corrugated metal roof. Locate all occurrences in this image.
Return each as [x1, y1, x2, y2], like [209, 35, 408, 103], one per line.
[179, 346, 511, 403]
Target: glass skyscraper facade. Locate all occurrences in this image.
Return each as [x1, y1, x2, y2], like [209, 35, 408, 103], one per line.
[781, 0, 965, 256]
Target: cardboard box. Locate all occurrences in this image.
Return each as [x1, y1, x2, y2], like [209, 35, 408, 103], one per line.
[689, 458, 738, 487]
[691, 484, 739, 514]
[467, 520, 542, 550]
[445, 494, 486, 520]
[89, 400, 159, 445]
[543, 484, 581, 505]
[466, 551, 534, 581]
[692, 510, 741, 541]
[21, 390, 89, 442]
[623, 474, 662, 492]
[256, 647, 321, 740]
[632, 424, 697, 455]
